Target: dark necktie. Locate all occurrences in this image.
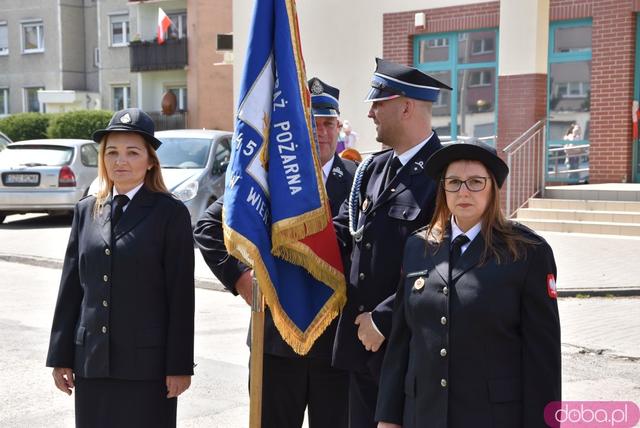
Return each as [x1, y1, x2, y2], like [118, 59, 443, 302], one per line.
[449, 234, 470, 276]
[112, 194, 130, 226]
[384, 156, 402, 190]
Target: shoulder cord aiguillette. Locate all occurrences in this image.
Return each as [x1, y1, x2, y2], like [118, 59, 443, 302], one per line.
[348, 155, 374, 242]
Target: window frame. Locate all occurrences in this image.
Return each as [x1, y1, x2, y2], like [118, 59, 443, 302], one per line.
[112, 85, 130, 110]
[166, 11, 187, 40]
[0, 87, 9, 115]
[23, 86, 44, 113]
[21, 20, 44, 54]
[0, 21, 8, 56]
[413, 28, 499, 144]
[165, 85, 188, 111]
[109, 14, 130, 47]
[547, 19, 593, 183]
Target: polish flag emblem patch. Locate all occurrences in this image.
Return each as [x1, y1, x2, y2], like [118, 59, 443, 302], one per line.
[547, 274, 557, 299]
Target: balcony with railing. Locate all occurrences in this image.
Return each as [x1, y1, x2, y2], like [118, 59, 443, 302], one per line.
[129, 38, 188, 72]
[148, 111, 187, 131]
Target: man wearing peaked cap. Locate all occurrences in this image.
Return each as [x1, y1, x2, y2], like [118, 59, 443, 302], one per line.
[331, 58, 451, 428]
[194, 78, 356, 428]
[365, 57, 453, 103]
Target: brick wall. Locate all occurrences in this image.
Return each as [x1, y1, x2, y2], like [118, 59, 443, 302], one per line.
[382, 2, 500, 65]
[497, 74, 548, 148]
[588, 0, 635, 183]
[383, 0, 639, 183]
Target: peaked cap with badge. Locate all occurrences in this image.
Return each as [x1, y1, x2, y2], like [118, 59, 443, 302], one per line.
[308, 77, 340, 117]
[93, 108, 163, 150]
[365, 57, 452, 103]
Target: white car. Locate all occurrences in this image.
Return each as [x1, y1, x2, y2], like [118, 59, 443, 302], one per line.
[0, 131, 11, 151]
[88, 129, 232, 225]
[0, 139, 99, 223]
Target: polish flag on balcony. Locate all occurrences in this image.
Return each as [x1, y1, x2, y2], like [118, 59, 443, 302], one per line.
[157, 7, 173, 45]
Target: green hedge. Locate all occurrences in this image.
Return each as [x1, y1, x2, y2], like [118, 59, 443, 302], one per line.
[0, 113, 51, 141]
[0, 110, 114, 142]
[47, 110, 113, 140]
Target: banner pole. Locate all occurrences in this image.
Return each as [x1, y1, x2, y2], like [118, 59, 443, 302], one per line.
[249, 276, 264, 428]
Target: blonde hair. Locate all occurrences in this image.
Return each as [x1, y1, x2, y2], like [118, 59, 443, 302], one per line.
[426, 168, 536, 264]
[92, 133, 170, 218]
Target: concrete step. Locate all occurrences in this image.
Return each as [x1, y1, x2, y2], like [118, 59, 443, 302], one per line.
[545, 184, 640, 202]
[529, 198, 640, 213]
[517, 208, 640, 224]
[517, 219, 640, 236]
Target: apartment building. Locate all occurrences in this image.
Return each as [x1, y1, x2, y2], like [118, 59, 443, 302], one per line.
[0, 0, 233, 131]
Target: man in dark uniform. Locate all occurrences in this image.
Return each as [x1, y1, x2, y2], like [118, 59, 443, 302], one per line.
[193, 78, 356, 428]
[331, 58, 452, 427]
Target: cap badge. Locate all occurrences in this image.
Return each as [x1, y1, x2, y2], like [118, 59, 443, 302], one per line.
[311, 79, 324, 95]
[413, 277, 425, 290]
[120, 113, 132, 124]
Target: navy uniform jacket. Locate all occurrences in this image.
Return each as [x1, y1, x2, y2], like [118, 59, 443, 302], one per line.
[376, 224, 561, 428]
[46, 186, 195, 380]
[332, 134, 442, 374]
[194, 154, 356, 358]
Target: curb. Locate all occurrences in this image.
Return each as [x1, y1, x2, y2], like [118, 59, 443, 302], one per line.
[0, 253, 226, 293]
[2, 252, 639, 297]
[558, 288, 640, 297]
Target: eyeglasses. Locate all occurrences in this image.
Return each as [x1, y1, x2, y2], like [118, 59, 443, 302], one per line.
[442, 176, 490, 192]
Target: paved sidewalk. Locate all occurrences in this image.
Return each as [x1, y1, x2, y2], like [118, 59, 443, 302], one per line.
[539, 231, 640, 295]
[1, 214, 640, 295]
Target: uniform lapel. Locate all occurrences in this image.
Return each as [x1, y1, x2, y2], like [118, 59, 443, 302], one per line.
[326, 155, 348, 215]
[100, 198, 113, 246]
[451, 233, 485, 282]
[325, 155, 345, 194]
[433, 230, 451, 283]
[112, 186, 156, 241]
[371, 134, 442, 212]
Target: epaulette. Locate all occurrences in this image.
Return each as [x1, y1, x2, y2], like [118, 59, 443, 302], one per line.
[510, 221, 546, 244]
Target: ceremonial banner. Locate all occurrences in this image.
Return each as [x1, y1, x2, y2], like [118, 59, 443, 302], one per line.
[223, 0, 346, 354]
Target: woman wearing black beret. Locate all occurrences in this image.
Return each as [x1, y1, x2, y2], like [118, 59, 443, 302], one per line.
[375, 141, 561, 428]
[46, 108, 195, 428]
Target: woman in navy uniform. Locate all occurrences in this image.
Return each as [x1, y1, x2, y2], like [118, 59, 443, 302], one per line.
[46, 108, 195, 428]
[375, 141, 561, 428]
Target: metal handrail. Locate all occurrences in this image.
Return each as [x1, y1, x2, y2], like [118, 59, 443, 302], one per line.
[503, 119, 547, 218]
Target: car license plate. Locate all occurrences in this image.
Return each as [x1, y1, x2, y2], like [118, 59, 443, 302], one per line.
[2, 173, 40, 186]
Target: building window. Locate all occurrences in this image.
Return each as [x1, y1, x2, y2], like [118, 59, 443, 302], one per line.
[468, 70, 492, 87]
[548, 20, 592, 182]
[21, 20, 44, 53]
[0, 88, 9, 115]
[112, 86, 130, 110]
[428, 38, 448, 48]
[471, 37, 494, 55]
[110, 14, 130, 47]
[166, 86, 187, 111]
[167, 11, 187, 40]
[414, 29, 498, 144]
[0, 22, 8, 55]
[24, 87, 43, 112]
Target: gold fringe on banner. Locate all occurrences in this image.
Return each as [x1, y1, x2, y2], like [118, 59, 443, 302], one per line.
[223, 221, 346, 355]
